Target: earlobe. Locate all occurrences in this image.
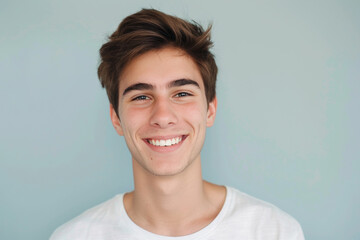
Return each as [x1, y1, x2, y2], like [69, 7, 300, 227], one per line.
[206, 97, 217, 127]
[110, 104, 124, 136]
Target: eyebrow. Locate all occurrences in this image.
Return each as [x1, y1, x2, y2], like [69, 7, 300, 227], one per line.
[122, 83, 153, 96]
[168, 79, 200, 88]
[122, 78, 200, 96]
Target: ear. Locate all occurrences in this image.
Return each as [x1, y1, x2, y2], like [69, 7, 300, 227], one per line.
[206, 96, 217, 127]
[110, 104, 124, 136]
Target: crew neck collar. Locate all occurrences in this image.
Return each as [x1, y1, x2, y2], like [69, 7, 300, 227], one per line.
[117, 186, 233, 240]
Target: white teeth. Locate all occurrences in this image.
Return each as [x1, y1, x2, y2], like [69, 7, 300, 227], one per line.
[148, 137, 183, 147]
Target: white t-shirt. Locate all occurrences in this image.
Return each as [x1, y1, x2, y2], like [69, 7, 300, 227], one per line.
[50, 186, 304, 240]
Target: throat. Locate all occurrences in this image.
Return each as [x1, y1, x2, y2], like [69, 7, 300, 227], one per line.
[125, 180, 226, 236]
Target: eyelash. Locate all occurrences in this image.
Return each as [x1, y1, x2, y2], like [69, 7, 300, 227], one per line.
[175, 92, 193, 97]
[132, 95, 150, 101]
[131, 92, 193, 102]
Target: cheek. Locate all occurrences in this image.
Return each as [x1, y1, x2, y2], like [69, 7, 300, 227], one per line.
[179, 103, 208, 123]
[120, 108, 145, 135]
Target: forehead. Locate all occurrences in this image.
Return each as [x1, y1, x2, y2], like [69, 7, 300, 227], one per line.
[119, 47, 204, 91]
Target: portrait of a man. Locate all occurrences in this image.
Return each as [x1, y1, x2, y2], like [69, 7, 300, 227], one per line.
[50, 9, 304, 239]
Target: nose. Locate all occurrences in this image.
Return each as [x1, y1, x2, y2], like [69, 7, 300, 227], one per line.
[150, 98, 178, 128]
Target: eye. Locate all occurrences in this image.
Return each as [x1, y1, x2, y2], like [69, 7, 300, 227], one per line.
[132, 95, 150, 101]
[175, 92, 192, 98]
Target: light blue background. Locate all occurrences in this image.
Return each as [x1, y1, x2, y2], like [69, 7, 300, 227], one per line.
[1, 0, 359, 239]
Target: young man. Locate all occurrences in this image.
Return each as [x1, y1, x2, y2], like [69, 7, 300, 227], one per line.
[50, 9, 304, 239]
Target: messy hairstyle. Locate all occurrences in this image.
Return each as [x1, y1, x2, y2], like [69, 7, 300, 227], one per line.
[98, 8, 217, 115]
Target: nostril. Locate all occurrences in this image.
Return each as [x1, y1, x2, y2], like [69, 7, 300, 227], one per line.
[149, 104, 178, 128]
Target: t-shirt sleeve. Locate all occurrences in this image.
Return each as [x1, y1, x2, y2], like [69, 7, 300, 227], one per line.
[256, 206, 305, 240]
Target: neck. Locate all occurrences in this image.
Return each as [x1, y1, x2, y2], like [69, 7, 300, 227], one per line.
[124, 158, 225, 236]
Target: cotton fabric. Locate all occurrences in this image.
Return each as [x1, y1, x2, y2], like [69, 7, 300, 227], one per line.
[50, 186, 304, 240]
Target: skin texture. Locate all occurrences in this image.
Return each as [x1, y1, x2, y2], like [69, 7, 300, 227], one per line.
[110, 47, 225, 236]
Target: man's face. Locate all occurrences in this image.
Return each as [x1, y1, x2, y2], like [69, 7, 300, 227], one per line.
[110, 47, 217, 176]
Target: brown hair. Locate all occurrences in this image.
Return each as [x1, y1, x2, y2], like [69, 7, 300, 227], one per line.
[98, 9, 217, 115]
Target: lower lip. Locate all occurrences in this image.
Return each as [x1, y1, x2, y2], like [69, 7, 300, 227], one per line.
[144, 136, 187, 153]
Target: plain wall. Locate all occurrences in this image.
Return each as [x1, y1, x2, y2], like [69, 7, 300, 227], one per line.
[1, 0, 359, 239]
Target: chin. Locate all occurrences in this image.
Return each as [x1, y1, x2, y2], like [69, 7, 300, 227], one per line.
[146, 164, 187, 177]
[140, 159, 191, 177]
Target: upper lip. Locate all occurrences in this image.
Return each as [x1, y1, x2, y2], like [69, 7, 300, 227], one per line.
[144, 135, 187, 140]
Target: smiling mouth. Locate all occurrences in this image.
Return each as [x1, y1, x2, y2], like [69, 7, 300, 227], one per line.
[146, 136, 186, 147]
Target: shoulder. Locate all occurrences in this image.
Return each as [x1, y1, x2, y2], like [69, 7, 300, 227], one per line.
[50, 194, 124, 240]
[224, 187, 304, 239]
